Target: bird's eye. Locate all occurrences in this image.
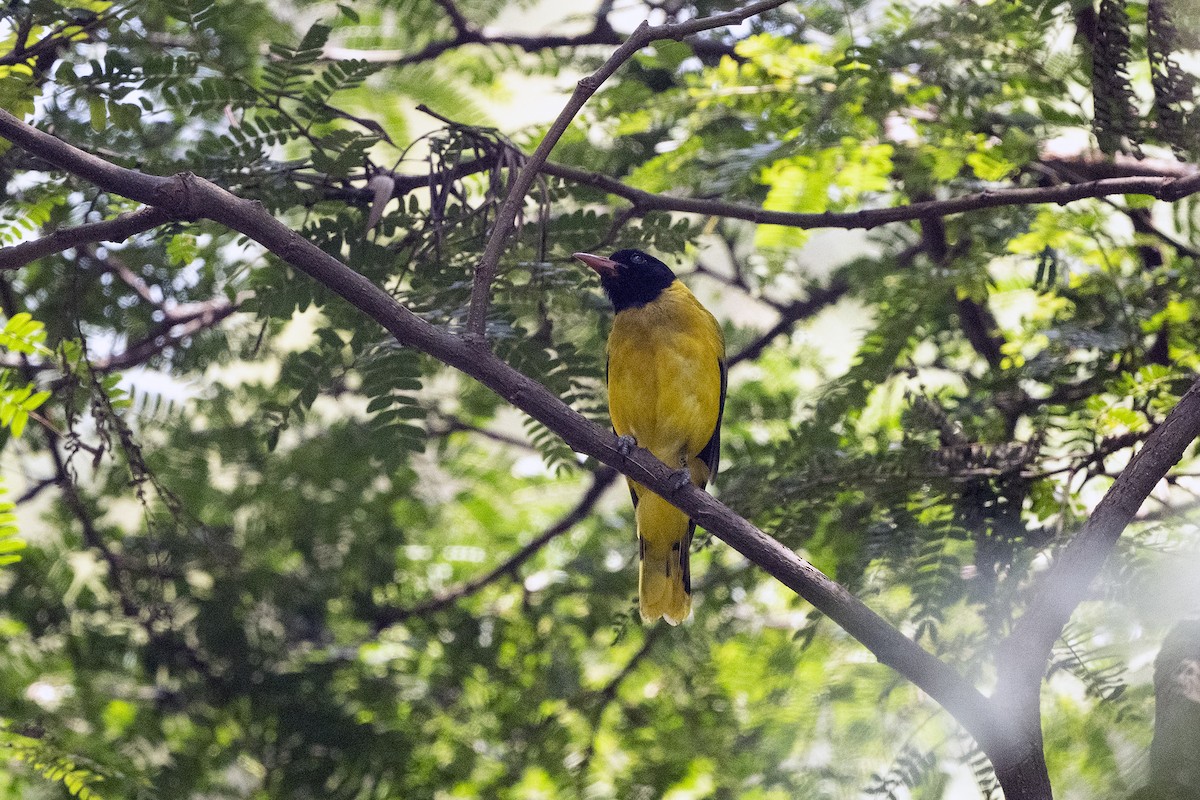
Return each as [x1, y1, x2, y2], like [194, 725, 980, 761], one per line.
[631, 254, 645, 265]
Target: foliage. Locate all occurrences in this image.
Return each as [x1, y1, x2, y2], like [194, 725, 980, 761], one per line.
[1, 0, 1199, 797]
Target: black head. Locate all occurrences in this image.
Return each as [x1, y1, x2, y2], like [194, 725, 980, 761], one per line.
[573, 249, 677, 312]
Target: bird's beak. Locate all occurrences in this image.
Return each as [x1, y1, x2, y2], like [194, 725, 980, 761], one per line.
[573, 252, 618, 277]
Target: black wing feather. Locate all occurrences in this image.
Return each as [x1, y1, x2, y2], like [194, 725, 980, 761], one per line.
[695, 356, 728, 487]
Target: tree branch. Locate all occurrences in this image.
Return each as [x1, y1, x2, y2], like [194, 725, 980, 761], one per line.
[727, 280, 850, 367]
[998, 376, 1200, 712]
[465, 0, 789, 338]
[15, 475, 56, 505]
[0, 106, 1030, 768]
[322, 0, 622, 68]
[1037, 154, 1198, 181]
[429, 411, 540, 451]
[0, 294, 243, 376]
[92, 297, 241, 372]
[0, 206, 171, 271]
[371, 466, 618, 628]
[0, 7, 116, 68]
[541, 159, 1200, 231]
[320, 152, 1200, 241]
[45, 428, 139, 618]
[82, 244, 160, 306]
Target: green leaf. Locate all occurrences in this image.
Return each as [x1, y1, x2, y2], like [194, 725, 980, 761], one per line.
[88, 97, 107, 132]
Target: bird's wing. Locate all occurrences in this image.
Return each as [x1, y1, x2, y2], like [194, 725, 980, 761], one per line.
[696, 356, 727, 486]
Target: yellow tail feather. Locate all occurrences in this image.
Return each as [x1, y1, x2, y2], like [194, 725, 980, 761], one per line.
[635, 490, 692, 625]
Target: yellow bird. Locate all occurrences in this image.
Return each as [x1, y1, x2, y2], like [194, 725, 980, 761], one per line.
[574, 249, 726, 625]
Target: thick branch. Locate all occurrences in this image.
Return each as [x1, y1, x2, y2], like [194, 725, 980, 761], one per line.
[0, 107, 1023, 766]
[465, 0, 789, 338]
[372, 466, 617, 627]
[998, 377, 1200, 706]
[0, 206, 171, 271]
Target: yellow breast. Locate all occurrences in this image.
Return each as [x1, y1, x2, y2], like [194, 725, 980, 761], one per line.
[606, 281, 724, 468]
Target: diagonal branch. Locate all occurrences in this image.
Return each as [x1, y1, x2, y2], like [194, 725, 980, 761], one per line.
[93, 297, 242, 372]
[0, 206, 171, 271]
[82, 244, 160, 306]
[0, 295, 243, 375]
[432, 0, 474, 37]
[997, 376, 1200, 709]
[727, 280, 850, 367]
[464, 0, 789, 338]
[371, 466, 617, 628]
[429, 412, 540, 451]
[0, 105, 1025, 770]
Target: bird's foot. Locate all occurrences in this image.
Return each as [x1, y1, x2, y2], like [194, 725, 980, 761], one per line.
[668, 468, 692, 492]
[616, 435, 638, 456]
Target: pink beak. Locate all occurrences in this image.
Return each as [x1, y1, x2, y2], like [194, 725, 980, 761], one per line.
[572, 252, 618, 277]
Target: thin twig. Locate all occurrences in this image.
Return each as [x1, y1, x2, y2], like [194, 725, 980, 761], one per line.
[430, 412, 539, 451]
[92, 298, 241, 372]
[464, 0, 789, 339]
[328, 151, 1200, 237]
[372, 466, 617, 628]
[324, 0, 622, 68]
[83, 245, 160, 306]
[728, 281, 851, 367]
[317, 151, 1200, 238]
[15, 475, 56, 505]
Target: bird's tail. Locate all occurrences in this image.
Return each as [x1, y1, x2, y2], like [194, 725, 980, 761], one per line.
[635, 490, 693, 625]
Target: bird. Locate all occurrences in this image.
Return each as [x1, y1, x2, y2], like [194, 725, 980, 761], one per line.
[573, 248, 726, 625]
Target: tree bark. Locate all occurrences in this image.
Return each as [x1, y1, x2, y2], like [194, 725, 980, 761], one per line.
[994, 747, 1055, 800]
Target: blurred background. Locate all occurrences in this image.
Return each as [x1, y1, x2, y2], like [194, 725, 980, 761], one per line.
[1, 0, 1199, 797]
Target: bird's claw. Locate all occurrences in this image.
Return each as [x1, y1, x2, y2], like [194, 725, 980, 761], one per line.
[668, 468, 692, 492]
[616, 435, 638, 456]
